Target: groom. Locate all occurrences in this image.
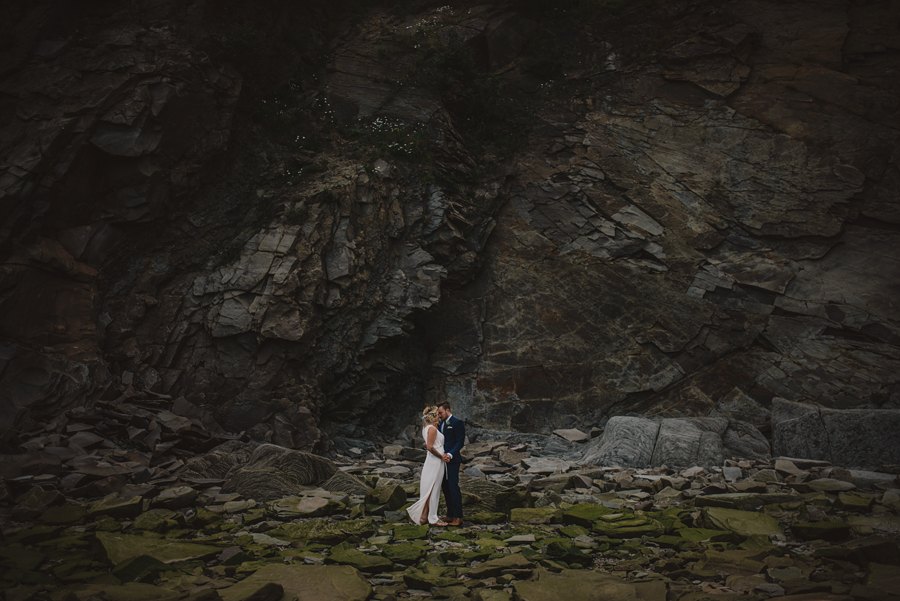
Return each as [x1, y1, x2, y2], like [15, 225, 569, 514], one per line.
[437, 401, 465, 526]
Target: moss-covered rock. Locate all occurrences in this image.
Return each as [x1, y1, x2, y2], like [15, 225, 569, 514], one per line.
[189, 507, 222, 529]
[691, 549, 767, 579]
[381, 542, 427, 566]
[132, 509, 181, 533]
[514, 568, 651, 601]
[365, 485, 407, 511]
[836, 491, 875, 512]
[52, 582, 182, 601]
[0, 544, 46, 571]
[467, 512, 507, 525]
[96, 532, 221, 565]
[86, 496, 144, 520]
[702, 507, 782, 538]
[510, 508, 560, 524]
[434, 531, 467, 543]
[392, 524, 429, 540]
[110, 555, 170, 583]
[495, 490, 535, 514]
[473, 590, 513, 601]
[678, 528, 742, 544]
[327, 542, 393, 574]
[274, 519, 373, 544]
[6, 525, 65, 545]
[91, 516, 123, 532]
[792, 521, 852, 541]
[543, 539, 590, 566]
[39, 504, 86, 525]
[561, 503, 618, 529]
[403, 567, 459, 590]
[467, 553, 536, 579]
[593, 515, 664, 538]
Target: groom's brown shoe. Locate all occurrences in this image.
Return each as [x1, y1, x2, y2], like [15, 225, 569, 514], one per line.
[447, 518, 462, 526]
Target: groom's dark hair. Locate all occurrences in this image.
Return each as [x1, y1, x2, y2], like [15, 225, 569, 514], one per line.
[438, 401, 451, 411]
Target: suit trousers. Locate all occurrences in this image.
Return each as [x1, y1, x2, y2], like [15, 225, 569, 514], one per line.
[441, 461, 463, 519]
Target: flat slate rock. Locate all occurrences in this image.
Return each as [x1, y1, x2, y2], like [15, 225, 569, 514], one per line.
[96, 532, 221, 565]
[553, 429, 589, 443]
[219, 564, 371, 601]
[514, 568, 665, 601]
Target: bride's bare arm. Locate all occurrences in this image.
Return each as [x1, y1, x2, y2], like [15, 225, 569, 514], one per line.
[425, 426, 442, 458]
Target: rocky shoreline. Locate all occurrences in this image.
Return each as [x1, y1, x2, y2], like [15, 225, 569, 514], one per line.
[2, 397, 899, 601]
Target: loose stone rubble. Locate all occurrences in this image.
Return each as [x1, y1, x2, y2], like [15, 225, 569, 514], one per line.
[3, 413, 899, 601]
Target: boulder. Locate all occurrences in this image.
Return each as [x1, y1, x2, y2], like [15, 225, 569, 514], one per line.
[320, 471, 371, 495]
[364, 485, 406, 511]
[650, 418, 729, 467]
[582, 417, 659, 468]
[582, 416, 769, 468]
[460, 477, 515, 514]
[184, 443, 336, 502]
[772, 399, 900, 470]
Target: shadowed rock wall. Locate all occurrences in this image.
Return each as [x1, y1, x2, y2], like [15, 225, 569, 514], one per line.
[423, 0, 900, 432]
[0, 0, 897, 450]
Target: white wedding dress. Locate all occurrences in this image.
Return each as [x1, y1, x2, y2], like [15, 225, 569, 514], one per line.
[406, 424, 446, 525]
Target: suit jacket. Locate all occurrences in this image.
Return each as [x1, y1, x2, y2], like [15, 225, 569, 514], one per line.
[441, 415, 465, 464]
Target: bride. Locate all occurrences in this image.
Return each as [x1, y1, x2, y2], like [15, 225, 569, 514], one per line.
[406, 405, 448, 526]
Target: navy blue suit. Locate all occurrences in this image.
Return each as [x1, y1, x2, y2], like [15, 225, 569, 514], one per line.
[440, 415, 465, 520]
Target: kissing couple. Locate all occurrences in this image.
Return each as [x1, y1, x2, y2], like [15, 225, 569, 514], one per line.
[406, 401, 465, 527]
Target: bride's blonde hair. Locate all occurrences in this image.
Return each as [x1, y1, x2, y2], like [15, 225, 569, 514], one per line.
[422, 405, 439, 424]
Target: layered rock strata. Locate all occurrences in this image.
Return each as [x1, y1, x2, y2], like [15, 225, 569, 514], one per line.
[0, 0, 897, 448]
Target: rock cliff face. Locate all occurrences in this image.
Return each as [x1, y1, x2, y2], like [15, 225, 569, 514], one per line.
[1, 0, 897, 452]
[421, 0, 900, 433]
